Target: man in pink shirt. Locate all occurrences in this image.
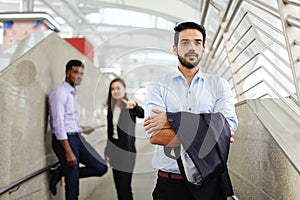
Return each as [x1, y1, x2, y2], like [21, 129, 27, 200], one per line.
[48, 59, 107, 200]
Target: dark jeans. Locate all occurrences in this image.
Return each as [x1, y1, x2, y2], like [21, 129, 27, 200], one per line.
[152, 175, 226, 200]
[112, 169, 134, 200]
[52, 135, 107, 200]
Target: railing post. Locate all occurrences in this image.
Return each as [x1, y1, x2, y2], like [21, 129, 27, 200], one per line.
[278, 0, 300, 106]
[221, 0, 245, 102]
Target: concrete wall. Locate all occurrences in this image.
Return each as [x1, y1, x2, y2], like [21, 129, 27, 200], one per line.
[228, 101, 300, 200]
[0, 31, 111, 200]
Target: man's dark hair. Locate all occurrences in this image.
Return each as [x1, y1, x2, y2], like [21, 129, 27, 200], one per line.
[65, 59, 85, 72]
[174, 21, 206, 47]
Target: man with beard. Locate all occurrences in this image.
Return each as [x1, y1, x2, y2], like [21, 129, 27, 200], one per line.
[48, 59, 107, 199]
[143, 21, 238, 199]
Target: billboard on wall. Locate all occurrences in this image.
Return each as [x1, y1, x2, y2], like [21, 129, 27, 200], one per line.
[2, 20, 48, 51]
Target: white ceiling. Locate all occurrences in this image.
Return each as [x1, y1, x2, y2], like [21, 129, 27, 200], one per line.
[0, 0, 231, 89]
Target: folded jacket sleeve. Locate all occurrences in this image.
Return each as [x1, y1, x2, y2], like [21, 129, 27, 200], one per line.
[166, 111, 233, 189]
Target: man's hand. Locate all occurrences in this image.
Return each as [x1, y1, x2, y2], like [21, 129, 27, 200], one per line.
[60, 140, 77, 167]
[230, 127, 235, 143]
[144, 109, 170, 133]
[105, 156, 110, 168]
[144, 109, 180, 147]
[65, 149, 77, 167]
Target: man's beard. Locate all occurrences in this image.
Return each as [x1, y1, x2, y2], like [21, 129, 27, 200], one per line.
[178, 54, 201, 69]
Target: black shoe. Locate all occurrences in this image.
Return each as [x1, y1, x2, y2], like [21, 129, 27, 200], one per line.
[49, 166, 62, 195]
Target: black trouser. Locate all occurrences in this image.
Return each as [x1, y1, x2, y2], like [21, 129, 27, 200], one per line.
[152, 174, 226, 200]
[52, 135, 108, 200]
[112, 168, 134, 200]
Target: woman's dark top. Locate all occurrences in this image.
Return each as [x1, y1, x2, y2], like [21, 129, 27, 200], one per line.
[104, 103, 144, 172]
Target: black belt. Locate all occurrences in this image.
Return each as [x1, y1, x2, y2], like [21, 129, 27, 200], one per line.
[158, 170, 184, 180]
[67, 132, 81, 136]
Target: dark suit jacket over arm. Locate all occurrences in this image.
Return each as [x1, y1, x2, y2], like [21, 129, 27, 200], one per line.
[166, 112, 234, 197]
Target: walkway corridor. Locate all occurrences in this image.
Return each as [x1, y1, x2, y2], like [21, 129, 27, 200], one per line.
[85, 170, 156, 200]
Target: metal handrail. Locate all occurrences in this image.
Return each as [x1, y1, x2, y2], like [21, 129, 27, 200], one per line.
[236, 77, 300, 117]
[232, 38, 256, 63]
[254, 35, 290, 67]
[232, 49, 295, 89]
[228, 9, 286, 53]
[222, 0, 235, 22]
[222, 0, 298, 106]
[0, 137, 106, 196]
[0, 161, 59, 195]
[229, 25, 253, 52]
[283, 0, 300, 7]
[210, 26, 221, 51]
[234, 41, 293, 83]
[211, 28, 223, 58]
[215, 0, 300, 123]
[225, 0, 243, 32]
[214, 54, 228, 75]
[222, 67, 231, 79]
[227, 11, 248, 41]
[201, 0, 210, 26]
[213, 45, 226, 68]
[247, 10, 283, 36]
[251, 23, 286, 50]
[287, 15, 300, 28]
[237, 65, 297, 101]
[261, 53, 294, 84]
[235, 65, 262, 85]
[238, 80, 264, 96]
[245, 0, 280, 19]
[263, 81, 300, 117]
[233, 53, 260, 74]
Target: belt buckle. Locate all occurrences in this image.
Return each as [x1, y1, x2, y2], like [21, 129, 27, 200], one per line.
[158, 170, 183, 180]
[67, 132, 81, 136]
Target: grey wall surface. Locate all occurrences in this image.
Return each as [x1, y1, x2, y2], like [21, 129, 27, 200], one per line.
[0, 31, 111, 200]
[228, 101, 300, 200]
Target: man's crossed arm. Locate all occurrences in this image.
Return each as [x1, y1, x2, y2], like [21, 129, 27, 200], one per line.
[144, 109, 235, 147]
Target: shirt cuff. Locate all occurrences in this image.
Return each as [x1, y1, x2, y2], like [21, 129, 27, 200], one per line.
[54, 132, 68, 140]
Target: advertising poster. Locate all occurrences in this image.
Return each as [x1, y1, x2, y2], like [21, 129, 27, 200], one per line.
[2, 20, 48, 51]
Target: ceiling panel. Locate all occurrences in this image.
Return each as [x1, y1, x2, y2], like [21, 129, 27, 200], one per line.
[0, 0, 232, 88]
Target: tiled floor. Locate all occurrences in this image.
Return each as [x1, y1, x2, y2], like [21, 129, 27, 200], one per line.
[84, 164, 157, 200]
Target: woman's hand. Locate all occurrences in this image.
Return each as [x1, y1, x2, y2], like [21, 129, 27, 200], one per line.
[122, 99, 136, 109]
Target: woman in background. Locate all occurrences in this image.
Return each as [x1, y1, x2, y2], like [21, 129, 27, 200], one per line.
[104, 78, 144, 200]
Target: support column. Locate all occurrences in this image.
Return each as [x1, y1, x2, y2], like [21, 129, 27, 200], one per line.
[19, 0, 34, 12]
[278, 0, 300, 106]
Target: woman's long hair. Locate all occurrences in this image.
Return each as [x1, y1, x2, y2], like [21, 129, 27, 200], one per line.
[106, 78, 128, 112]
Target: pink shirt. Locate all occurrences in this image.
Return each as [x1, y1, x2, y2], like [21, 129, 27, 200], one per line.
[49, 82, 82, 140]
